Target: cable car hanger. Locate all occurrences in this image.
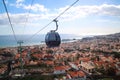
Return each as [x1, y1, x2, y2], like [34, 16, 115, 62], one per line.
[51, 19, 58, 32]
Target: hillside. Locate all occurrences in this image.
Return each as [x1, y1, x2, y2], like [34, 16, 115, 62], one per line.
[81, 32, 120, 42]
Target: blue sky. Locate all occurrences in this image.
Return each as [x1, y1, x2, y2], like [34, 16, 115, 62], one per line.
[0, 0, 120, 36]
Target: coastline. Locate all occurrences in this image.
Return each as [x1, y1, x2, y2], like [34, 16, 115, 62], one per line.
[0, 34, 82, 48]
[0, 39, 79, 49]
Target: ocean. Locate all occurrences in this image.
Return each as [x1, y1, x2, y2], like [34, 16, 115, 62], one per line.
[0, 34, 82, 48]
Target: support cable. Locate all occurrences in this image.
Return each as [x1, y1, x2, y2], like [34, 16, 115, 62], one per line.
[2, 0, 17, 42]
[17, 41, 24, 69]
[22, 0, 35, 36]
[54, 0, 79, 20]
[3, 0, 24, 71]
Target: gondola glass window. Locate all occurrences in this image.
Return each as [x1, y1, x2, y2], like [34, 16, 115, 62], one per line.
[45, 31, 61, 47]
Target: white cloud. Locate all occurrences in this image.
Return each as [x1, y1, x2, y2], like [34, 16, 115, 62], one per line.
[16, 0, 25, 8]
[9, 0, 120, 21]
[1, 4, 120, 26]
[0, 13, 50, 26]
[9, 0, 24, 8]
[10, 0, 48, 13]
[55, 4, 120, 21]
[16, 0, 24, 3]
[0, 13, 9, 25]
[100, 4, 120, 16]
[23, 4, 48, 12]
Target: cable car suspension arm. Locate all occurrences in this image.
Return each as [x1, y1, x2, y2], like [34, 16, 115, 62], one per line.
[52, 19, 58, 32]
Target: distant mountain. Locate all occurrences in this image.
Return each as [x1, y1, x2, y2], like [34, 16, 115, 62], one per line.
[107, 32, 120, 38]
[81, 32, 120, 41]
[95, 32, 120, 39]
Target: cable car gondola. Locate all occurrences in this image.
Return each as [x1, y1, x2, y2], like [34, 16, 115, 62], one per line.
[45, 19, 61, 47]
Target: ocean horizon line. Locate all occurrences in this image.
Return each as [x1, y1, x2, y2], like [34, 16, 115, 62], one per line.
[0, 34, 85, 48]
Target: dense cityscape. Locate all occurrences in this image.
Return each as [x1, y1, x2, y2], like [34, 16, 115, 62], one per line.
[0, 33, 120, 80]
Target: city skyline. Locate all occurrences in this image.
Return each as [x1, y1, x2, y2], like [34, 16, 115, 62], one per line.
[0, 0, 120, 36]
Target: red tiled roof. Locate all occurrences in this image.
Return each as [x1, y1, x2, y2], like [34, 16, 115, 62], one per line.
[44, 55, 54, 59]
[54, 66, 70, 71]
[94, 61, 104, 66]
[44, 60, 54, 65]
[79, 57, 90, 62]
[68, 71, 85, 78]
[32, 54, 43, 58]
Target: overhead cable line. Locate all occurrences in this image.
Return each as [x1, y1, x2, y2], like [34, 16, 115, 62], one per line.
[54, 0, 79, 20]
[24, 0, 80, 42]
[22, 0, 35, 36]
[2, 0, 17, 42]
[24, 20, 53, 42]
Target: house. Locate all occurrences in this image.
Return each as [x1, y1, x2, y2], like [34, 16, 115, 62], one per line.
[44, 60, 54, 66]
[94, 61, 105, 69]
[44, 54, 54, 60]
[69, 62, 79, 70]
[53, 66, 71, 74]
[80, 61, 95, 74]
[67, 70, 86, 80]
[29, 60, 38, 65]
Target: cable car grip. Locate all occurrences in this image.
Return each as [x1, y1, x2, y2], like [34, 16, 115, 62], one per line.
[51, 19, 58, 32]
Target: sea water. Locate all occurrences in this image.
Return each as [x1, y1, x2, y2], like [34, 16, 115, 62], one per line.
[0, 34, 82, 48]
